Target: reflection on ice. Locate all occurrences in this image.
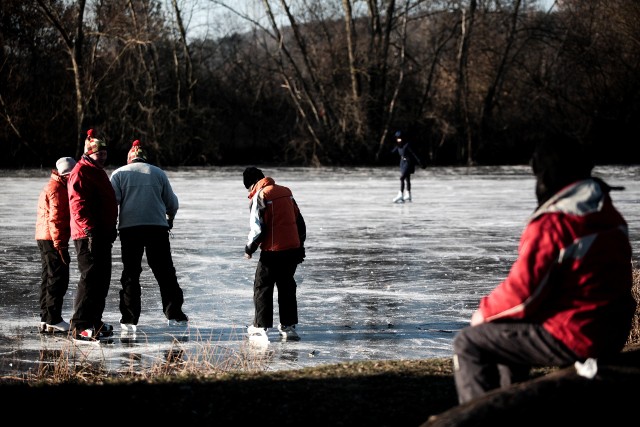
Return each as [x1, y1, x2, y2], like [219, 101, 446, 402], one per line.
[0, 165, 639, 375]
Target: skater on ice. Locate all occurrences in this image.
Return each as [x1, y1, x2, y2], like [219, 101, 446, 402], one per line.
[35, 156, 76, 334]
[110, 139, 189, 336]
[242, 167, 306, 342]
[391, 130, 424, 203]
[68, 129, 118, 341]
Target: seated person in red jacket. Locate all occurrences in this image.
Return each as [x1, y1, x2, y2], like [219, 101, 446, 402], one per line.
[452, 134, 635, 404]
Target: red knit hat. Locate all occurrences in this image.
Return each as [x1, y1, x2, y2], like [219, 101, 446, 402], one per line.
[127, 140, 147, 164]
[84, 129, 107, 155]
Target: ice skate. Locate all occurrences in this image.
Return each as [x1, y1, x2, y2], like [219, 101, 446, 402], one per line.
[278, 324, 300, 341]
[247, 325, 269, 342]
[120, 323, 137, 336]
[403, 190, 412, 202]
[392, 191, 404, 203]
[46, 320, 70, 333]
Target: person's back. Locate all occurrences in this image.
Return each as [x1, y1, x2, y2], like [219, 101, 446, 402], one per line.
[110, 161, 178, 229]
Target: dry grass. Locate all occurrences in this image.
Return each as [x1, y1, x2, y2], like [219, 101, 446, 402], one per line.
[626, 266, 640, 346]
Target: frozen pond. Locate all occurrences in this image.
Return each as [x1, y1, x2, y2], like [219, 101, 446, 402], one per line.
[1, 165, 639, 376]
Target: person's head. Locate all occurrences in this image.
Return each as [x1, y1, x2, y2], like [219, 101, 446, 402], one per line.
[84, 128, 108, 168]
[127, 139, 147, 164]
[243, 167, 265, 190]
[55, 157, 76, 177]
[531, 133, 594, 205]
[395, 130, 403, 145]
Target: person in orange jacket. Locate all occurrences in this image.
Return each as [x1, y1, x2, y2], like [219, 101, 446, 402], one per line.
[243, 167, 306, 341]
[35, 157, 76, 333]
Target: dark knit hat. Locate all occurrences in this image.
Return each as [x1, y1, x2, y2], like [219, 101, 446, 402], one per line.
[84, 129, 107, 155]
[56, 157, 76, 176]
[243, 167, 265, 189]
[127, 140, 147, 164]
[531, 133, 594, 205]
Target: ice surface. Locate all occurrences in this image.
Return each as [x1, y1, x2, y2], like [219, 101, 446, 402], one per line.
[1, 165, 638, 375]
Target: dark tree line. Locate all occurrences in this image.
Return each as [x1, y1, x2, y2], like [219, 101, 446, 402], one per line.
[1, 0, 639, 169]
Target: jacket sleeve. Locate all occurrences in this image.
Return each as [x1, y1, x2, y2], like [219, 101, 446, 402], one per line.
[479, 217, 561, 322]
[294, 200, 306, 245]
[408, 146, 424, 167]
[162, 172, 179, 219]
[68, 169, 93, 236]
[245, 191, 263, 255]
[48, 186, 68, 249]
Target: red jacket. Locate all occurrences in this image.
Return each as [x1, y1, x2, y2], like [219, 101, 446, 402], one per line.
[67, 155, 118, 240]
[35, 170, 71, 249]
[246, 177, 305, 254]
[479, 178, 634, 359]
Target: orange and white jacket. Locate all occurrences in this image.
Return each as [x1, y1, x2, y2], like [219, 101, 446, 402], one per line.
[35, 170, 71, 250]
[245, 177, 306, 256]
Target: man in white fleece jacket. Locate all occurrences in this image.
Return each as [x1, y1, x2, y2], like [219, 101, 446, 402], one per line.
[110, 140, 188, 333]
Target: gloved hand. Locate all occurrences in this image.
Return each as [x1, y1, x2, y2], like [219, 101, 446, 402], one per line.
[87, 236, 93, 253]
[167, 217, 174, 230]
[244, 244, 253, 259]
[58, 247, 70, 266]
[296, 246, 306, 264]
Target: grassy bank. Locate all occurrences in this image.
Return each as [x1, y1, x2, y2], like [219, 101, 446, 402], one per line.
[0, 269, 638, 425]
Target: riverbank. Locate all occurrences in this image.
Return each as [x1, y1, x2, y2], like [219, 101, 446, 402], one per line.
[2, 345, 639, 425]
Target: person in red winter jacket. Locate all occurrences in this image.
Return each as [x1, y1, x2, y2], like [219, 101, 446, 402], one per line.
[35, 157, 76, 333]
[452, 134, 635, 404]
[67, 129, 118, 341]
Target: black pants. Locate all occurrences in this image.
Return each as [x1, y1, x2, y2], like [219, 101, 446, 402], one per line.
[252, 253, 299, 328]
[70, 237, 112, 332]
[37, 240, 69, 324]
[399, 172, 411, 192]
[452, 322, 578, 404]
[118, 226, 186, 324]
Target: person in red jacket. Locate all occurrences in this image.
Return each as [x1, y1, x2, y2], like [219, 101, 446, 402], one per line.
[243, 167, 306, 341]
[67, 129, 118, 341]
[35, 156, 76, 333]
[452, 135, 635, 404]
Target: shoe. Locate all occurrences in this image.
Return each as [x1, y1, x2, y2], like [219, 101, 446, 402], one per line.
[97, 323, 114, 336]
[73, 327, 111, 341]
[393, 191, 404, 203]
[39, 322, 46, 333]
[168, 315, 189, 327]
[120, 323, 137, 334]
[46, 320, 70, 333]
[403, 191, 412, 202]
[247, 325, 268, 341]
[278, 324, 300, 341]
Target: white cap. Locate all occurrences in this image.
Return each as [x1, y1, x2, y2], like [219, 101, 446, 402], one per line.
[56, 157, 76, 176]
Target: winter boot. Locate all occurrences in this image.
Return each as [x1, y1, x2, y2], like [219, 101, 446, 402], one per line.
[393, 191, 404, 203]
[403, 190, 412, 202]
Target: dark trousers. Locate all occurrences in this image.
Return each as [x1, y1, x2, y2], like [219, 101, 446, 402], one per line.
[452, 322, 578, 404]
[118, 226, 185, 324]
[70, 237, 112, 332]
[399, 173, 411, 192]
[253, 255, 299, 328]
[37, 240, 69, 324]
